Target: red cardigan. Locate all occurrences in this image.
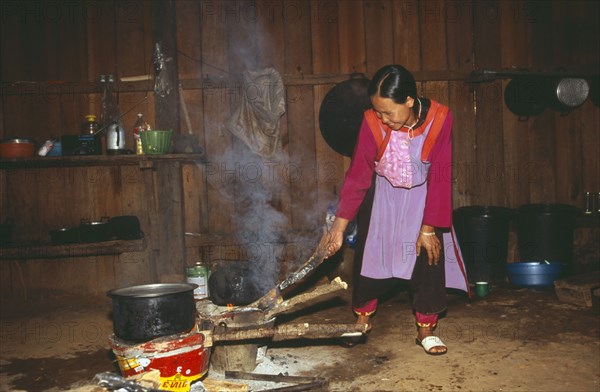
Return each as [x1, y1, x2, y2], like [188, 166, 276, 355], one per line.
[336, 105, 454, 228]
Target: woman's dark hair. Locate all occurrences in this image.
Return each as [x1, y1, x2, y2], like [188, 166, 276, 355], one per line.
[368, 65, 417, 104]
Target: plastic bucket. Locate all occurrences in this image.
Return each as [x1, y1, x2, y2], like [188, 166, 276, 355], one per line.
[516, 203, 580, 275]
[141, 130, 172, 154]
[453, 206, 514, 283]
[506, 261, 563, 287]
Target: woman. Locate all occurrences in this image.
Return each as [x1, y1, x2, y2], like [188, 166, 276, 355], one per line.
[322, 64, 469, 355]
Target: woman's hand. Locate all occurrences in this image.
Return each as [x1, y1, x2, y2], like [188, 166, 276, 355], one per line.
[319, 217, 349, 259]
[416, 225, 441, 265]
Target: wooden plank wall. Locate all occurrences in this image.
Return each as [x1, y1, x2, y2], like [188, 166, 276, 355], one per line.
[0, 0, 598, 298]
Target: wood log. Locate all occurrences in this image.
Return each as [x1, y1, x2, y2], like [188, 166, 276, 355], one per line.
[265, 277, 348, 319]
[211, 322, 368, 343]
[202, 377, 248, 392]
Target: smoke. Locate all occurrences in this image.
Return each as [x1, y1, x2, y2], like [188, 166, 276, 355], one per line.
[208, 141, 322, 297]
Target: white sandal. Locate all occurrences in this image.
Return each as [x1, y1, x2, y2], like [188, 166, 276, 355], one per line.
[416, 335, 447, 355]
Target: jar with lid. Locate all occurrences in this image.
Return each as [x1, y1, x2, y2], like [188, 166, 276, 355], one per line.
[81, 114, 99, 135]
[185, 261, 210, 300]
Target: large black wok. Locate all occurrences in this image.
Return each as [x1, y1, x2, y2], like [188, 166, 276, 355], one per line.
[319, 74, 372, 157]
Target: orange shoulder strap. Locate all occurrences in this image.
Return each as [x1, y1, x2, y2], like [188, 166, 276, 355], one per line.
[364, 109, 392, 161]
[421, 102, 449, 161]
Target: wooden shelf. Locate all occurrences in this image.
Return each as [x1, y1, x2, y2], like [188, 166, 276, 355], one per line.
[468, 68, 599, 83]
[0, 71, 474, 98]
[0, 153, 206, 170]
[0, 238, 146, 260]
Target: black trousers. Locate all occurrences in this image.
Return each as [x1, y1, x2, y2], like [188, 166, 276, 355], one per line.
[351, 176, 447, 315]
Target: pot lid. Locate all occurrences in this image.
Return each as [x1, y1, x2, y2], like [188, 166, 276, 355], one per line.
[555, 78, 589, 108]
[107, 283, 196, 298]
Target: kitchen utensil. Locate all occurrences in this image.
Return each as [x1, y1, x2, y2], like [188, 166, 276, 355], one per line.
[208, 261, 266, 306]
[107, 283, 198, 342]
[319, 73, 372, 156]
[547, 77, 590, 114]
[140, 130, 172, 154]
[105, 121, 127, 155]
[79, 218, 112, 243]
[475, 282, 490, 297]
[250, 247, 328, 310]
[172, 83, 203, 154]
[453, 205, 514, 283]
[504, 76, 548, 120]
[50, 226, 80, 244]
[516, 203, 580, 274]
[0, 138, 36, 158]
[108, 215, 142, 240]
[506, 261, 563, 287]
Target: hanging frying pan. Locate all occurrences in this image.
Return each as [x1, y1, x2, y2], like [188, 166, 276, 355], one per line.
[504, 76, 549, 120]
[319, 73, 372, 157]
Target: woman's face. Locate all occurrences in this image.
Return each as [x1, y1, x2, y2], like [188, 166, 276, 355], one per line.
[371, 95, 415, 131]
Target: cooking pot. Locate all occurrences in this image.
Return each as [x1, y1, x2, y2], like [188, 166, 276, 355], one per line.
[0, 138, 36, 158]
[208, 261, 270, 306]
[108, 215, 142, 240]
[50, 226, 80, 244]
[547, 77, 589, 114]
[319, 74, 372, 156]
[107, 283, 198, 342]
[79, 218, 112, 243]
[504, 76, 548, 119]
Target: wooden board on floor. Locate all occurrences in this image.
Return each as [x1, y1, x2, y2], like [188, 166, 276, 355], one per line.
[202, 377, 248, 392]
[554, 271, 600, 307]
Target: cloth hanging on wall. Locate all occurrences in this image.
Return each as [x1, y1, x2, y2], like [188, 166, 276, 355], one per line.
[225, 67, 286, 158]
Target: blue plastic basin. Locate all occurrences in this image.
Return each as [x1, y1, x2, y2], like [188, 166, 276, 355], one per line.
[506, 261, 563, 287]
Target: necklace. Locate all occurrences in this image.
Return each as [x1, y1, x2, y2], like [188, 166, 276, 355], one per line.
[401, 98, 422, 140]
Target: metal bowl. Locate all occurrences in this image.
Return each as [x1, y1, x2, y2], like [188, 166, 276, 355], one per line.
[0, 138, 36, 158]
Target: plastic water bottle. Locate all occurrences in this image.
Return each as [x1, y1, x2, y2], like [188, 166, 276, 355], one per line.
[325, 202, 337, 232]
[345, 220, 358, 247]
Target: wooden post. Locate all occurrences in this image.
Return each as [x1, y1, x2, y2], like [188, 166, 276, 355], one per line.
[155, 161, 186, 281]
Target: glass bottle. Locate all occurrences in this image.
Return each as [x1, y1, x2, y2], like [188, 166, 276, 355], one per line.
[133, 113, 145, 155]
[584, 192, 592, 215]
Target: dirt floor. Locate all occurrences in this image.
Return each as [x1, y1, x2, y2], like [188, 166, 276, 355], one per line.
[1, 273, 599, 392]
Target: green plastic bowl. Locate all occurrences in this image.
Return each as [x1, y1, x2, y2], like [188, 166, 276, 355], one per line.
[140, 130, 172, 154]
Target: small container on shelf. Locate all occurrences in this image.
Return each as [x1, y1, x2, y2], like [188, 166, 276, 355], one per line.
[81, 114, 100, 135]
[133, 113, 151, 155]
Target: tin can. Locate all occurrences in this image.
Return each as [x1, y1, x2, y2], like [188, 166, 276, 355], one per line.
[109, 330, 210, 392]
[186, 263, 210, 300]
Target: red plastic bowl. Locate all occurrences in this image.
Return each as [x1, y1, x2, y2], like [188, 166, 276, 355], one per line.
[0, 139, 36, 158]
